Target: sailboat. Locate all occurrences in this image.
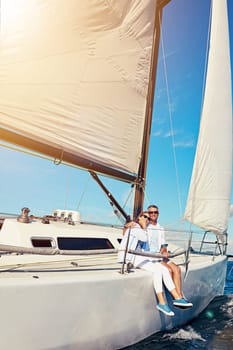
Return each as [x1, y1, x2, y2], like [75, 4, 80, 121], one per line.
[0, 0, 232, 349]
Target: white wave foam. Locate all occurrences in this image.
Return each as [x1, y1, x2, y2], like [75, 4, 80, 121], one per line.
[164, 326, 206, 342]
[221, 297, 233, 316]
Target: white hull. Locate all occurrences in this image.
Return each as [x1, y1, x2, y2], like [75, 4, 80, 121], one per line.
[0, 222, 227, 350]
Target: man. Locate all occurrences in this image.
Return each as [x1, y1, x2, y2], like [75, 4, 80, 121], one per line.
[147, 204, 191, 307]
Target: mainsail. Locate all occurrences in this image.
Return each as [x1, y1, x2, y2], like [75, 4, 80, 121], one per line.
[184, 0, 232, 234]
[0, 0, 167, 184]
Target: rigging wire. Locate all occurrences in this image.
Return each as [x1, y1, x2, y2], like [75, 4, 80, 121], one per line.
[112, 184, 135, 225]
[186, 2, 212, 233]
[122, 185, 134, 214]
[76, 176, 91, 210]
[143, 189, 151, 209]
[159, 12, 183, 220]
[120, 184, 152, 220]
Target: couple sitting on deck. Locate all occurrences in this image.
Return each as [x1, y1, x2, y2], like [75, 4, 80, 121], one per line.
[118, 204, 193, 316]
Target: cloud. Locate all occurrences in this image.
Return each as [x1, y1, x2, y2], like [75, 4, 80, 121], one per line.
[164, 130, 177, 138]
[151, 128, 195, 149]
[152, 130, 162, 137]
[174, 139, 195, 148]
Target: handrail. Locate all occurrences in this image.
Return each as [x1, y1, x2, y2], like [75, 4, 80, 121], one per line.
[128, 249, 186, 259]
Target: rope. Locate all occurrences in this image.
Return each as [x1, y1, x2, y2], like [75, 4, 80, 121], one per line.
[53, 149, 64, 165]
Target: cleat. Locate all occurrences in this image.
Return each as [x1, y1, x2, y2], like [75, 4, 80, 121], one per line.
[156, 303, 175, 316]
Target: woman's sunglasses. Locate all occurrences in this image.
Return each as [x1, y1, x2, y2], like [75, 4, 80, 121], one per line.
[141, 215, 151, 220]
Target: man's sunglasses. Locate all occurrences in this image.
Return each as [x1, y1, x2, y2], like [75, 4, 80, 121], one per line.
[148, 211, 159, 214]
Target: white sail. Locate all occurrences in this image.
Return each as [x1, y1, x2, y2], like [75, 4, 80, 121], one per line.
[184, 0, 232, 234]
[0, 0, 161, 178]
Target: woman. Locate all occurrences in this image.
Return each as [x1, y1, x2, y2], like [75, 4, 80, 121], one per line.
[118, 212, 192, 316]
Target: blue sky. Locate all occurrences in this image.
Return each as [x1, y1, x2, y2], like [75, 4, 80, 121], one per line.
[1, 0, 233, 250]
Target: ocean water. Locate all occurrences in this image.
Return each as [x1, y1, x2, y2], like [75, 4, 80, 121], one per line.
[124, 260, 233, 350]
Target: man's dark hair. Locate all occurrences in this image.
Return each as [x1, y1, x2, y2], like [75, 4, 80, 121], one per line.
[147, 204, 158, 210]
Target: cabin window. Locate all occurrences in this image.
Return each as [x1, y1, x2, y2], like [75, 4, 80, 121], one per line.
[57, 237, 114, 250]
[31, 237, 56, 248]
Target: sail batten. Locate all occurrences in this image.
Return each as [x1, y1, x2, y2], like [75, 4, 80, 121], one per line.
[184, 0, 232, 234]
[0, 0, 164, 180]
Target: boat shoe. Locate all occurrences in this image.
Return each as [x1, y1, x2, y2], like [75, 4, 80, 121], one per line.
[156, 303, 175, 316]
[173, 298, 193, 308]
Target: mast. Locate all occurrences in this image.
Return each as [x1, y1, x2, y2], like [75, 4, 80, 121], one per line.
[133, 0, 170, 218]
